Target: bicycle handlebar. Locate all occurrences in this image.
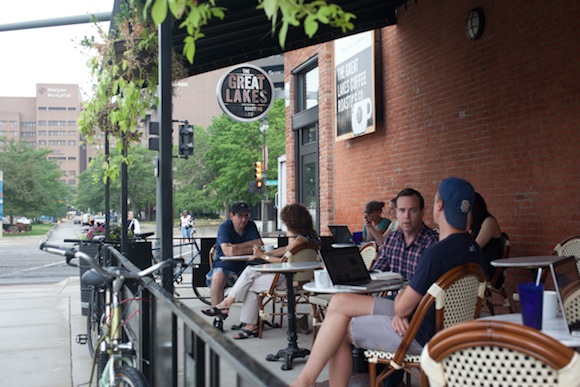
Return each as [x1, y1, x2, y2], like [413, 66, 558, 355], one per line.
[40, 242, 174, 280]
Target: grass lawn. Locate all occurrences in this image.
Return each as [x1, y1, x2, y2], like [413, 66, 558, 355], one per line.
[3, 223, 54, 237]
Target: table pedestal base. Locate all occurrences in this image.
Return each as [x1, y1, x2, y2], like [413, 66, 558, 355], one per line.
[266, 345, 310, 370]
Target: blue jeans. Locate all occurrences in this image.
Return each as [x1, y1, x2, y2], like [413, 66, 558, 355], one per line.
[181, 226, 192, 239]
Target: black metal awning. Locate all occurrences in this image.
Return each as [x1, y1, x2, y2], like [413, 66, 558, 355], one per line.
[113, 0, 405, 77]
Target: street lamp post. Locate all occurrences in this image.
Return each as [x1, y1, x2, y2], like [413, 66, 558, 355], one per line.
[260, 119, 269, 234]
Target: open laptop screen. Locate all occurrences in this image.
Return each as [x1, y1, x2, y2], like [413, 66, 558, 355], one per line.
[328, 225, 353, 244]
[321, 246, 370, 285]
[552, 256, 580, 335]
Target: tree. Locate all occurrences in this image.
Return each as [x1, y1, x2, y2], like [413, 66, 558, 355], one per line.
[172, 99, 286, 212]
[0, 140, 71, 221]
[75, 144, 157, 218]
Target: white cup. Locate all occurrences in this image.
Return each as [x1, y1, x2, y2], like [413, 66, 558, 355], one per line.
[351, 98, 373, 135]
[262, 245, 275, 252]
[314, 269, 331, 288]
[543, 290, 559, 320]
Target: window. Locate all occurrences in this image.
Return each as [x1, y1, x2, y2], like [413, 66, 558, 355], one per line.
[48, 107, 66, 111]
[21, 131, 36, 138]
[68, 121, 76, 127]
[38, 106, 47, 111]
[67, 156, 76, 160]
[48, 121, 66, 127]
[49, 130, 66, 136]
[38, 140, 46, 146]
[27, 141, 36, 147]
[38, 121, 46, 127]
[295, 58, 319, 113]
[0, 121, 5, 127]
[68, 140, 76, 146]
[68, 130, 76, 136]
[49, 156, 66, 160]
[48, 140, 66, 146]
[67, 107, 76, 111]
[10, 121, 18, 127]
[21, 122, 36, 128]
[38, 130, 47, 136]
[68, 179, 77, 185]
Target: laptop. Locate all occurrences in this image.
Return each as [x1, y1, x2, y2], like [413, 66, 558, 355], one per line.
[328, 224, 355, 247]
[320, 246, 404, 291]
[551, 256, 580, 336]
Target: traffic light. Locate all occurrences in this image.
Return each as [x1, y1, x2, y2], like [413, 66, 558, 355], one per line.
[254, 161, 263, 193]
[179, 124, 194, 156]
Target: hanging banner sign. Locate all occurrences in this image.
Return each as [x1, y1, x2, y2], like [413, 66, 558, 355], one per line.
[216, 63, 275, 122]
[334, 31, 376, 140]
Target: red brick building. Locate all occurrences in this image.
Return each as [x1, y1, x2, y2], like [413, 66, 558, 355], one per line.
[284, 0, 579, 275]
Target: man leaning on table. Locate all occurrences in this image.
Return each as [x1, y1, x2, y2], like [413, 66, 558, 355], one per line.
[205, 202, 263, 307]
[371, 188, 439, 282]
[291, 177, 485, 387]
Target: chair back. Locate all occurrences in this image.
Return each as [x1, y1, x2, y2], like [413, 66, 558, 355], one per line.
[359, 242, 379, 270]
[391, 263, 486, 367]
[420, 320, 580, 387]
[282, 241, 320, 285]
[554, 235, 580, 276]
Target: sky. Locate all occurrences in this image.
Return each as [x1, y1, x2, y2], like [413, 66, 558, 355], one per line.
[0, 0, 114, 99]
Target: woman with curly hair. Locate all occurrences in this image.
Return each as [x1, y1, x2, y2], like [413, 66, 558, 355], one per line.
[202, 203, 319, 339]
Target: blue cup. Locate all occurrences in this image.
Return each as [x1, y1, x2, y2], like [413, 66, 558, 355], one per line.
[352, 231, 363, 245]
[518, 283, 544, 330]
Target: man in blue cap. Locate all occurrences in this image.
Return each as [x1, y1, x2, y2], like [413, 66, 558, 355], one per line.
[291, 177, 485, 387]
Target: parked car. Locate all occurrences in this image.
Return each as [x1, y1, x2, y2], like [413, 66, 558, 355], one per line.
[92, 215, 106, 225]
[73, 214, 82, 224]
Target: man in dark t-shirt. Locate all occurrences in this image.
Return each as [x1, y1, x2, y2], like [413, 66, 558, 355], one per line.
[292, 177, 484, 387]
[205, 202, 262, 306]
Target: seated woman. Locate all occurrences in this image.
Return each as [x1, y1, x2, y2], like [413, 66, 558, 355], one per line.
[202, 203, 319, 339]
[362, 200, 391, 243]
[470, 192, 504, 283]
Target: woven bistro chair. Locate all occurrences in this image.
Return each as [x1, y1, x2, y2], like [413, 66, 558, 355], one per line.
[554, 235, 580, 276]
[364, 263, 487, 387]
[484, 232, 514, 315]
[420, 320, 580, 387]
[257, 241, 320, 338]
[359, 241, 379, 270]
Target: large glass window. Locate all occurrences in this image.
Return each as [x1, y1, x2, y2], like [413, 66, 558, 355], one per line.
[295, 58, 319, 113]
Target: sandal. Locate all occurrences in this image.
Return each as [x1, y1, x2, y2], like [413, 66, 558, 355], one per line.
[202, 307, 229, 319]
[233, 328, 259, 340]
[231, 322, 246, 331]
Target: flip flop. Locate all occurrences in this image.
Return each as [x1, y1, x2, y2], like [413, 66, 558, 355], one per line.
[202, 307, 229, 319]
[233, 328, 259, 340]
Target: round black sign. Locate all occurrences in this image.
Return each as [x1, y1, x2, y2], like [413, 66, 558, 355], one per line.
[216, 64, 275, 122]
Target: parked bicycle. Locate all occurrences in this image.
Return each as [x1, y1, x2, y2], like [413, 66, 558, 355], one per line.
[40, 242, 175, 387]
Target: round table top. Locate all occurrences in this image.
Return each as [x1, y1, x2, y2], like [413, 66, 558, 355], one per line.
[302, 280, 405, 294]
[490, 255, 570, 268]
[253, 261, 322, 273]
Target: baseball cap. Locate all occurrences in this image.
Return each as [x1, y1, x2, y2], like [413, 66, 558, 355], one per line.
[364, 201, 383, 214]
[438, 177, 474, 229]
[231, 201, 250, 215]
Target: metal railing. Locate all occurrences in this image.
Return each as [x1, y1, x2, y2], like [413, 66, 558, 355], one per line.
[107, 242, 287, 386]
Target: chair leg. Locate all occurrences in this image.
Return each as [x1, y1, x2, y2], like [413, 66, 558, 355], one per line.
[369, 362, 378, 387]
[486, 289, 496, 316]
[500, 287, 514, 313]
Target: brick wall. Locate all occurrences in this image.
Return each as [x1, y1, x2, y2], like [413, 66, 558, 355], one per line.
[285, 1, 579, 301]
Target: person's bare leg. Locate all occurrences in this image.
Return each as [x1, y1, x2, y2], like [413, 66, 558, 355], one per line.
[210, 271, 226, 306]
[291, 293, 374, 387]
[215, 295, 235, 310]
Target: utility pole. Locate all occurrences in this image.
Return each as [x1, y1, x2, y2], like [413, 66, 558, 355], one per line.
[260, 119, 269, 234]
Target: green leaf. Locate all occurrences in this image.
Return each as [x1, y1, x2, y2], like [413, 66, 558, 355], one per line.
[151, 0, 168, 26]
[304, 15, 319, 37]
[183, 36, 196, 64]
[168, 0, 186, 18]
[278, 21, 288, 48]
[261, 0, 278, 19]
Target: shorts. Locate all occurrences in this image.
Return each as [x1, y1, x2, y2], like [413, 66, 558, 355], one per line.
[205, 267, 240, 287]
[350, 297, 423, 354]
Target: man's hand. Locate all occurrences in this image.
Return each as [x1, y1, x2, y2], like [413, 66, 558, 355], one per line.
[221, 243, 236, 256]
[391, 315, 410, 337]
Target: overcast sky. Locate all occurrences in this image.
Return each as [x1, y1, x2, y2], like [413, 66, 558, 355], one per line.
[0, 0, 114, 99]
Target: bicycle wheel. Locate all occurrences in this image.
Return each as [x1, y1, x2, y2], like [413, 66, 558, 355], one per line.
[87, 287, 105, 357]
[114, 365, 148, 387]
[192, 283, 212, 305]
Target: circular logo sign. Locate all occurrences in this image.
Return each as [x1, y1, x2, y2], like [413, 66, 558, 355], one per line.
[216, 63, 274, 122]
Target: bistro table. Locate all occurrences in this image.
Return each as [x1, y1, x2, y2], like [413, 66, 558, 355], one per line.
[254, 261, 322, 370]
[302, 279, 406, 294]
[490, 255, 571, 286]
[480, 313, 580, 348]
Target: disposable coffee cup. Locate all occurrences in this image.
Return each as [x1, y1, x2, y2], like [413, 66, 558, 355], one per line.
[542, 290, 558, 320]
[518, 282, 544, 330]
[314, 269, 331, 288]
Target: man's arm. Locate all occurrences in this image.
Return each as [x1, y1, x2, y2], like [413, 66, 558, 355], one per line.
[390, 285, 422, 336]
[220, 239, 263, 256]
